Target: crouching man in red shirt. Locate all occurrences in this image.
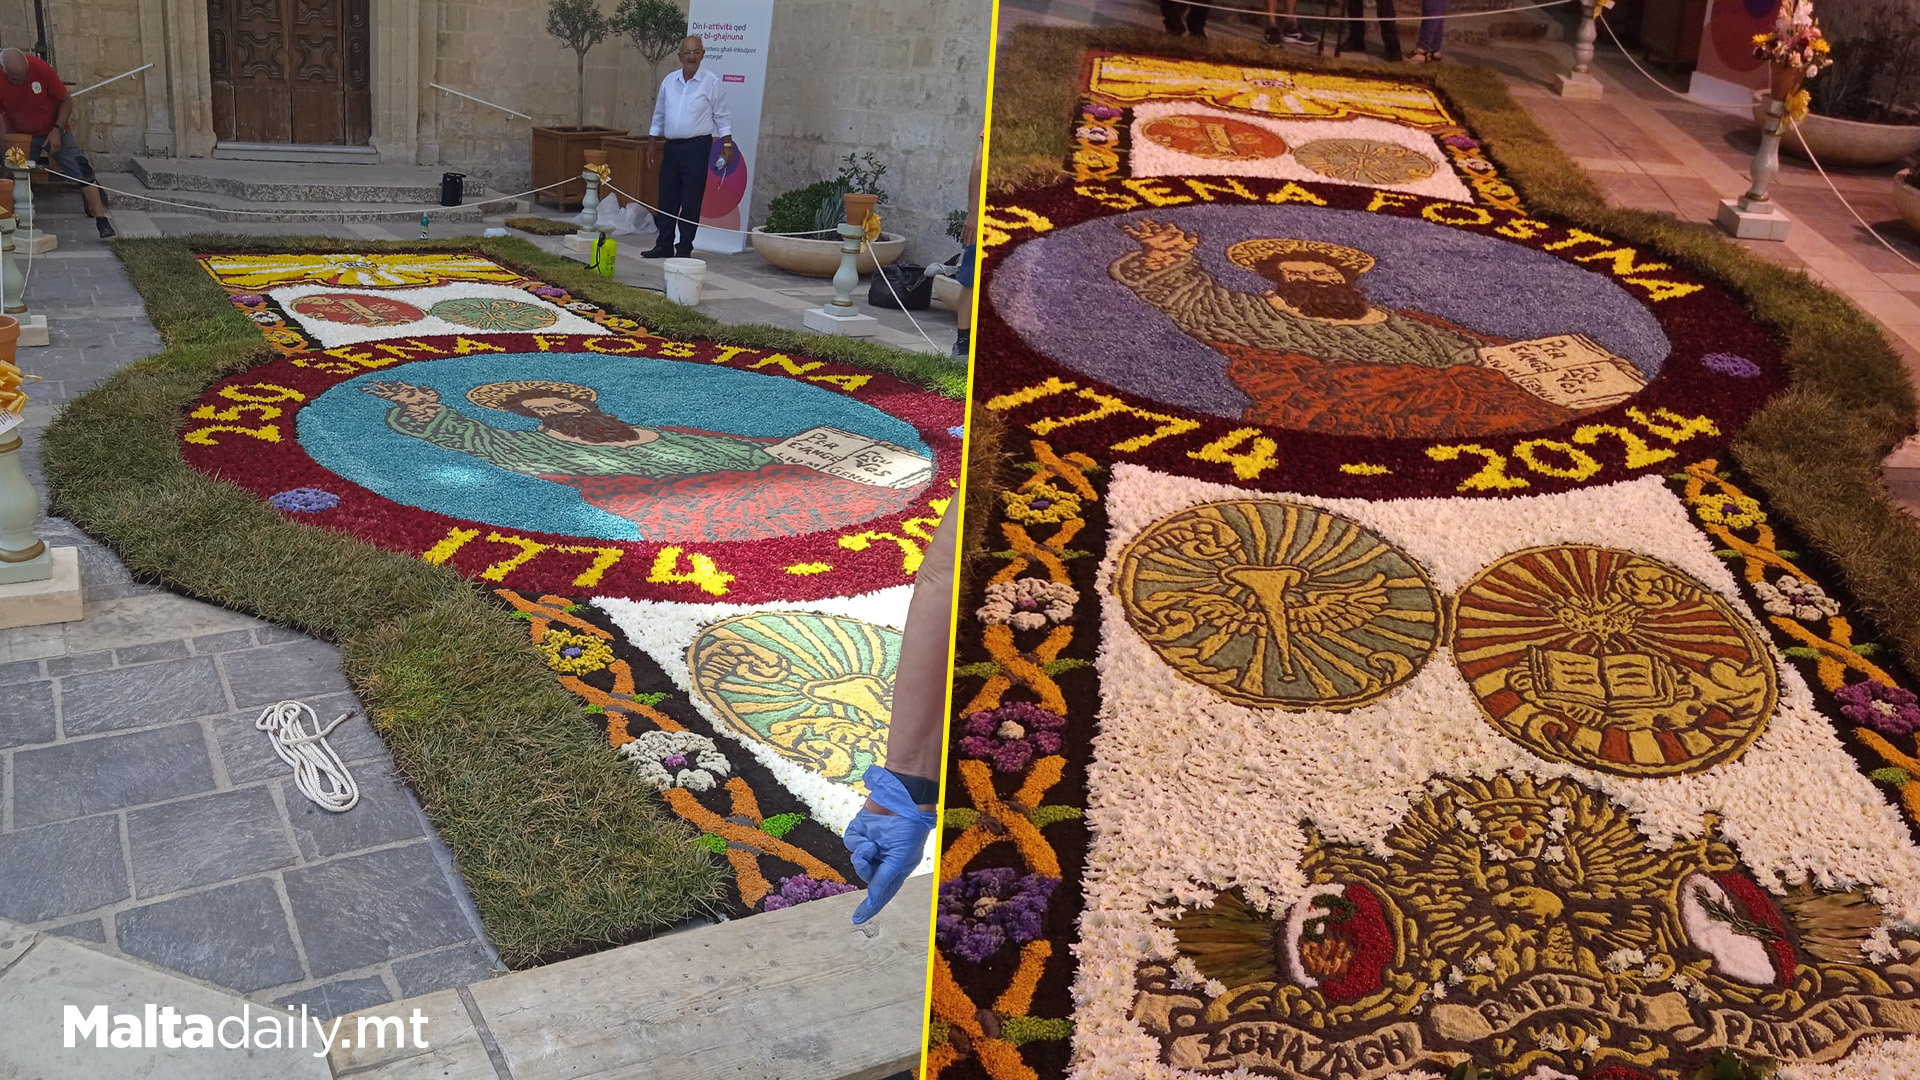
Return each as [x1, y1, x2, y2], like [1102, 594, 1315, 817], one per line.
[0, 48, 112, 239]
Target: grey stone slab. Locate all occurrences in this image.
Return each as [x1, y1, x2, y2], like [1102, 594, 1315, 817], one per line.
[284, 767, 425, 859]
[59, 657, 230, 736]
[273, 974, 393, 1020]
[284, 844, 473, 977]
[115, 877, 305, 993]
[11, 724, 216, 826]
[211, 693, 385, 784]
[0, 935, 332, 1080]
[220, 639, 350, 707]
[61, 592, 260, 654]
[127, 787, 297, 896]
[0, 681, 56, 749]
[41, 651, 113, 678]
[114, 639, 192, 665]
[47, 919, 105, 943]
[391, 942, 500, 999]
[0, 817, 129, 922]
[255, 625, 313, 645]
[0, 659, 41, 685]
[191, 628, 256, 653]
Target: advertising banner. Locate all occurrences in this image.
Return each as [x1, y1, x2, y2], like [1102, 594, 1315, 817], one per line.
[686, 0, 774, 254]
[1690, 0, 1782, 107]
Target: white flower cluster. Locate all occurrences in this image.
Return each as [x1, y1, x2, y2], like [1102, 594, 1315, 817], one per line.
[976, 577, 1079, 630]
[1064, 465, 1920, 1078]
[1754, 573, 1840, 622]
[618, 729, 732, 792]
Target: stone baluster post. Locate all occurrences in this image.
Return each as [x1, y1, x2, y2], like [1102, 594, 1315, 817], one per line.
[803, 192, 880, 338]
[0, 213, 44, 346]
[0, 322, 47, 586]
[1555, 0, 1604, 99]
[5, 147, 54, 255]
[1716, 66, 1798, 241]
[566, 149, 610, 258]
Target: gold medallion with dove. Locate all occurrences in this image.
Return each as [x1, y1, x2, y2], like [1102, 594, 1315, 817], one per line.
[1114, 500, 1441, 710]
[687, 611, 900, 791]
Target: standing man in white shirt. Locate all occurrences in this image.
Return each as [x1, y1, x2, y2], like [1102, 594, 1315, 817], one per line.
[644, 36, 734, 259]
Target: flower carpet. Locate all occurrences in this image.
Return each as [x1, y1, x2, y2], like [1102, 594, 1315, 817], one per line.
[187, 251, 962, 915]
[931, 48, 1920, 1080]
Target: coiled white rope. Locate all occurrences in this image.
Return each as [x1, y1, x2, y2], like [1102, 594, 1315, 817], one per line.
[255, 700, 360, 813]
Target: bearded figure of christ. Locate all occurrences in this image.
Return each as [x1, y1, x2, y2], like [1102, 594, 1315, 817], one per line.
[1109, 219, 1598, 439]
[362, 379, 924, 543]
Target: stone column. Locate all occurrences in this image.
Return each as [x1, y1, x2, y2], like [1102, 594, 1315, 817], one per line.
[137, 0, 175, 154]
[373, 0, 423, 164]
[162, 0, 217, 156]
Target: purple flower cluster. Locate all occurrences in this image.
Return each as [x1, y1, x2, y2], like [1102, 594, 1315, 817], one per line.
[269, 488, 341, 513]
[761, 874, 857, 911]
[957, 701, 1066, 772]
[1084, 104, 1121, 121]
[1837, 679, 1920, 737]
[937, 868, 1057, 963]
[1441, 134, 1482, 150]
[231, 294, 264, 306]
[531, 286, 568, 298]
[1701, 352, 1762, 378]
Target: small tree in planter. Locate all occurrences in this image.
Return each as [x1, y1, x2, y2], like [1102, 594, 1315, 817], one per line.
[548, 0, 612, 128]
[613, 0, 687, 114]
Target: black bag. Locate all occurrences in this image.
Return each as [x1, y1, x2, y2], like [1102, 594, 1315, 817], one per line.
[868, 264, 932, 311]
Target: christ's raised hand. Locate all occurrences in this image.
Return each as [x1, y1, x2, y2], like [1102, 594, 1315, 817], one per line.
[362, 381, 442, 423]
[1122, 220, 1198, 272]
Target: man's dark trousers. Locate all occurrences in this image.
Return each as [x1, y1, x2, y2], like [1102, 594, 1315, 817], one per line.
[1344, 0, 1403, 59]
[653, 135, 712, 255]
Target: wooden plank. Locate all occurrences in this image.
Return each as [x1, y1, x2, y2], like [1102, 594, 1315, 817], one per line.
[468, 876, 934, 1080]
[328, 989, 500, 1080]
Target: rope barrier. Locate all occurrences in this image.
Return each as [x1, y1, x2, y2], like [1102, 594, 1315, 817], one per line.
[1595, 14, 1751, 117]
[1591, 15, 1920, 273]
[32, 166, 576, 219]
[1139, 0, 1575, 22]
[600, 181, 864, 238]
[255, 700, 360, 813]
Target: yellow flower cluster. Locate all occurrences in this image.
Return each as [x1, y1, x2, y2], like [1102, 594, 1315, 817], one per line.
[537, 629, 616, 674]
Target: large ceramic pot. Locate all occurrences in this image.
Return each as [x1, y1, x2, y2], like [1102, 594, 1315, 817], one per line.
[1895, 170, 1920, 238]
[1753, 93, 1920, 168]
[749, 228, 907, 278]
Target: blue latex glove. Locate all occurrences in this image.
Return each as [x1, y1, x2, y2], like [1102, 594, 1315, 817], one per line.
[844, 766, 937, 924]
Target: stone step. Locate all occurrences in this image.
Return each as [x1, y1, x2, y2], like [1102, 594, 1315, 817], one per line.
[212, 141, 382, 165]
[128, 157, 466, 204]
[92, 173, 495, 223]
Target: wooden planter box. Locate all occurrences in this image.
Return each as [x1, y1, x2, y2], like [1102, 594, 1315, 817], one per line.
[602, 135, 663, 217]
[531, 126, 624, 210]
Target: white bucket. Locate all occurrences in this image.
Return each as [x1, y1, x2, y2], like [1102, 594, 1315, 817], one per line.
[662, 258, 706, 306]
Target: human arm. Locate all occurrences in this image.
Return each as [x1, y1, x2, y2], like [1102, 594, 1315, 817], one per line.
[842, 505, 957, 923]
[362, 381, 442, 424]
[710, 79, 733, 168]
[43, 63, 72, 150]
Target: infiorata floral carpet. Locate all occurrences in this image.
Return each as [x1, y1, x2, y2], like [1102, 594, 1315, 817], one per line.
[929, 50, 1920, 1080]
[189, 252, 962, 914]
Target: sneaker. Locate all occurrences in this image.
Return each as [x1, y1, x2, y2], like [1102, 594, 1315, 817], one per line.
[1265, 24, 1283, 44]
[96, 217, 115, 239]
[1284, 28, 1318, 45]
[952, 327, 971, 361]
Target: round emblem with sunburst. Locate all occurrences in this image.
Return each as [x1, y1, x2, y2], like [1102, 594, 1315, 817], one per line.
[687, 611, 901, 790]
[1452, 545, 1776, 777]
[1138, 113, 1290, 161]
[428, 297, 560, 332]
[1113, 500, 1441, 710]
[1292, 138, 1439, 185]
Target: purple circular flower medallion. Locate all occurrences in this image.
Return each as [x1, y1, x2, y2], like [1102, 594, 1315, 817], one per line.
[762, 874, 858, 911]
[269, 488, 341, 513]
[958, 701, 1067, 773]
[1836, 679, 1920, 737]
[937, 867, 1058, 963]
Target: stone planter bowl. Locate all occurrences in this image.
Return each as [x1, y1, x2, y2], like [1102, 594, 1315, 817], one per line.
[1895, 170, 1920, 239]
[749, 228, 906, 278]
[1753, 93, 1920, 169]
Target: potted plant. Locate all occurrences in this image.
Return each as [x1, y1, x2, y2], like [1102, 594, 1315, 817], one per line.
[1753, 0, 1920, 168]
[1895, 163, 1920, 237]
[602, 0, 687, 211]
[750, 153, 907, 277]
[531, 0, 621, 210]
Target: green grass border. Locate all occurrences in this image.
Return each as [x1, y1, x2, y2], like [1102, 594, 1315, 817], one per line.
[990, 26, 1920, 676]
[42, 234, 962, 966]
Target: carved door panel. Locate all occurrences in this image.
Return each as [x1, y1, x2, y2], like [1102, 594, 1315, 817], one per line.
[208, 0, 371, 145]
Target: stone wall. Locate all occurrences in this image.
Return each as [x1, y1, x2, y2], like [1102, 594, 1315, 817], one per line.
[751, 0, 990, 261]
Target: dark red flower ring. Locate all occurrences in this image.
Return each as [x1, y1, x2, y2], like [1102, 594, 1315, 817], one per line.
[976, 175, 1783, 500]
[177, 332, 963, 603]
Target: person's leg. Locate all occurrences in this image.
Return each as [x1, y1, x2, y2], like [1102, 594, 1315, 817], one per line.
[1377, 0, 1404, 60]
[673, 136, 712, 256]
[953, 244, 975, 360]
[1265, 0, 1281, 42]
[1416, 0, 1446, 54]
[54, 140, 104, 219]
[1160, 0, 1187, 34]
[1186, 0, 1209, 36]
[649, 145, 682, 255]
[1344, 0, 1368, 51]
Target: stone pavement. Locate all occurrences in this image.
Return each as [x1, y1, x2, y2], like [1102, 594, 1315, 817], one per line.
[3, 213, 502, 1019]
